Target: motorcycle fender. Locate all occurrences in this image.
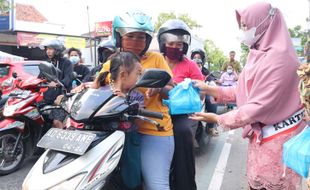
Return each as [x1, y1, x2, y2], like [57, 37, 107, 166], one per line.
[0, 118, 24, 132]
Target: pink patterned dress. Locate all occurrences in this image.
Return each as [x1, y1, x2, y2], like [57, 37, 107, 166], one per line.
[216, 87, 304, 190]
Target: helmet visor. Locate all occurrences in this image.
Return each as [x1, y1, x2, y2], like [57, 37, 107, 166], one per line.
[159, 33, 190, 44]
[116, 27, 153, 37]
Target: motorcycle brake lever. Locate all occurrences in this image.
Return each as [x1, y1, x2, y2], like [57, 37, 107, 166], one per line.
[124, 114, 165, 131]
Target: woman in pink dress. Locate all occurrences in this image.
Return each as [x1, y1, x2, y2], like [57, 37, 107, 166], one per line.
[189, 2, 306, 190]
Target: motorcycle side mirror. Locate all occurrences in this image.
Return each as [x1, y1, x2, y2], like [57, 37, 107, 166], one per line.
[12, 72, 17, 78]
[134, 69, 171, 89]
[126, 69, 171, 102]
[39, 62, 59, 82]
[71, 72, 82, 84]
[39, 61, 65, 89]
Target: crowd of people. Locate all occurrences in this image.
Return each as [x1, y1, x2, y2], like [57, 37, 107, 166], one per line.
[36, 1, 309, 190]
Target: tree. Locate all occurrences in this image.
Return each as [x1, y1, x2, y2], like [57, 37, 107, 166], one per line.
[289, 25, 307, 56]
[154, 12, 202, 32]
[240, 44, 249, 66]
[204, 39, 227, 71]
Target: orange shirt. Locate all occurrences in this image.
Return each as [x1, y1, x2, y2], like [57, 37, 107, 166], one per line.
[100, 52, 173, 136]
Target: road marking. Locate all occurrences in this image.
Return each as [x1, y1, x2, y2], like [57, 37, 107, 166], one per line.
[208, 143, 232, 190]
[208, 129, 234, 190]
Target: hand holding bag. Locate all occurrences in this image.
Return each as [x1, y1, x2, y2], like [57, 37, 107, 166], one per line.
[163, 78, 202, 115]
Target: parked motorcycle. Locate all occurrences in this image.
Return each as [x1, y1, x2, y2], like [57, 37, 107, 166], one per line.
[22, 64, 171, 190]
[0, 62, 65, 175]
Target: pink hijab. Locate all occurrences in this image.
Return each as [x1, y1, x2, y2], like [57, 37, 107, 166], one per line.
[235, 2, 301, 139]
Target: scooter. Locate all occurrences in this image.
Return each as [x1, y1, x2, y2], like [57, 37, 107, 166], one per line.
[0, 65, 53, 175]
[22, 64, 171, 190]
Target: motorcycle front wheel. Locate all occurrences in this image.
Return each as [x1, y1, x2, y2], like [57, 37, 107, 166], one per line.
[0, 131, 25, 175]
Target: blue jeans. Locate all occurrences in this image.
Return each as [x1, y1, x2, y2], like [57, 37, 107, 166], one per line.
[140, 134, 174, 190]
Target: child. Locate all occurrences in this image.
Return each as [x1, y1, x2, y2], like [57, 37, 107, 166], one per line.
[99, 51, 144, 190]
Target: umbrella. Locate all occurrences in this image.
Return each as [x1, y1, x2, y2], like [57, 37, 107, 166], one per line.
[0, 51, 24, 62]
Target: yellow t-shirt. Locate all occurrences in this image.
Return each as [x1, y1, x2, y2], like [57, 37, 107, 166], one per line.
[100, 52, 173, 136]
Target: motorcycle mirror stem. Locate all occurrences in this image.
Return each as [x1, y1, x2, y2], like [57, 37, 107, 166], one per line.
[72, 72, 83, 84]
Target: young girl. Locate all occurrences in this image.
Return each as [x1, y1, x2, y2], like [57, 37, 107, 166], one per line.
[98, 51, 144, 190]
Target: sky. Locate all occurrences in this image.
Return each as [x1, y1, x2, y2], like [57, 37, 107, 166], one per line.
[17, 0, 309, 57]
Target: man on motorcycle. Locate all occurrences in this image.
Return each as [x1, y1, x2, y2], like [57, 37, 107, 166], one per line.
[40, 39, 73, 129]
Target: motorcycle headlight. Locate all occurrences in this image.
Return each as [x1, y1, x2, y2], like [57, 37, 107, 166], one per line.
[48, 173, 86, 190]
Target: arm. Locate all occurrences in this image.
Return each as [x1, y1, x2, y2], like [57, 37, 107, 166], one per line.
[146, 53, 174, 99]
[193, 80, 236, 103]
[189, 108, 254, 131]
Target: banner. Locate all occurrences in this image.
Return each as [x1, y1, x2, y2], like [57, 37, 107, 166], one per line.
[94, 21, 112, 37]
[17, 32, 86, 49]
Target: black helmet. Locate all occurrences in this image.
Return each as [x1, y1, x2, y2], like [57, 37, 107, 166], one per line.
[191, 48, 206, 63]
[97, 39, 116, 63]
[157, 19, 191, 55]
[40, 39, 65, 58]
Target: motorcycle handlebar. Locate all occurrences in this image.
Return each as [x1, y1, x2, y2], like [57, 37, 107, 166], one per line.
[138, 108, 163, 120]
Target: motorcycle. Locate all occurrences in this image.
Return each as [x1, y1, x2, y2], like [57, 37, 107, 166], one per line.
[0, 63, 59, 175]
[22, 63, 171, 190]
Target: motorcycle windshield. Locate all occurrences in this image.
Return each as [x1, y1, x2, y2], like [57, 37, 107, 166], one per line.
[70, 88, 114, 121]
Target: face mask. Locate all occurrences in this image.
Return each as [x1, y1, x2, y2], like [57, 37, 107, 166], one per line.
[238, 10, 274, 47]
[69, 56, 80, 65]
[122, 38, 145, 56]
[227, 69, 233, 74]
[165, 47, 183, 61]
[238, 27, 258, 47]
[192, 58, 203, 64]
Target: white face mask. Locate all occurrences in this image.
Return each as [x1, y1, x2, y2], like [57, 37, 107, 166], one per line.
[227, 69, 233, 74]
[69, 56, 80, 65]
[237, 8, 276, 47]
[238, 27, 259, 47]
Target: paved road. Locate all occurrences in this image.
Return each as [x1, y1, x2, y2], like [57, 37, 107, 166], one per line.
[0, 108, 307, 190]
[0, 129, 248, 190]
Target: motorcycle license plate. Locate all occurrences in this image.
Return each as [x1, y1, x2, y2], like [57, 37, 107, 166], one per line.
[37, 128, 96, 155]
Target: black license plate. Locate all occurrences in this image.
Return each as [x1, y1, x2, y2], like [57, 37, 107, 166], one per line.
[37, 128, 96, 155]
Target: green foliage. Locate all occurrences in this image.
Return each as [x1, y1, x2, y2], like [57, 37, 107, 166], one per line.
[240, 44, 249, 66]
[155, 12, 202, 32]
[289, 25, 307, 56]
[204, 39, 227, 71]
